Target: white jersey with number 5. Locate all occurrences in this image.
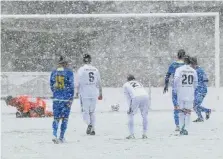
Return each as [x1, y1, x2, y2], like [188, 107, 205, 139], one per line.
[77, 64, 101, 98]
[174, 65, 198, 101]
[123, 80, 148, 104]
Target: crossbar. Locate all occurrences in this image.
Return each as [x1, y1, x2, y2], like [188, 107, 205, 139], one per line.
[1, 12, 219, 19]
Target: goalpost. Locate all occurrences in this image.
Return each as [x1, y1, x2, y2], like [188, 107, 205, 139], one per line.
[1, 12, 221, 104]
[1, 12, 220, 88]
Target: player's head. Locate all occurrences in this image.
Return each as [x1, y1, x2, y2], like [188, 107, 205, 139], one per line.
[5, 95, 13, 106]
[177, 49, 186, 59]
[127, 74, 135, 81]
[184, 55, 191, 65]
[190, 56, 198, 68]
[83, 54, 91, 63]
[190, 57, 198, 65]
[58, 55, 68, 67]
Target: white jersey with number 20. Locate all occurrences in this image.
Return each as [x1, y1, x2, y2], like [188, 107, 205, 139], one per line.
[77, 64, 101, 98]
[174, 65, 198, 101]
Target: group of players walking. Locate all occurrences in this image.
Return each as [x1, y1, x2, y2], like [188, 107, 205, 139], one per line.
[5, 50, 211, 143]
[49, 54, 151, 143]
[50, 54, 102, 143]
[164, 49, 211, 135]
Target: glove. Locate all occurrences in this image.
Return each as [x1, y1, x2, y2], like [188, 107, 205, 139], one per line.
[174, 106, 179, 110]
[98, 95, 103, 100]
[74, 93, 79, 99]
[127, 107, 132, 115]
[163, 85, 168, 94]
[67, 100, 73, 107]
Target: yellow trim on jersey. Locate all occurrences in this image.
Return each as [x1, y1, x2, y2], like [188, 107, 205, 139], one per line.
[57, 67, 64, 71]
[176, 60, 184, 63]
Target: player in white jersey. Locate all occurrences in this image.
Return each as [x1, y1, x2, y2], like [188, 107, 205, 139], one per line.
[173, 56, 198, 135]
[76, 54, 103, 135]
[123, 74, 150, 139]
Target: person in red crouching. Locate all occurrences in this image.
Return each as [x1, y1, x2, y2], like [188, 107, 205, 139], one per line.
[5, 95, 53, 118]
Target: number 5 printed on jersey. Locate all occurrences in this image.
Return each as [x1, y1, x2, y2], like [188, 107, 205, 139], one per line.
[55, 75, 65, 89]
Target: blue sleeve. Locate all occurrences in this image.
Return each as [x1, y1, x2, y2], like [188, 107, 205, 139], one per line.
[67, 70, 74, 100]
[50, 71, 56, 92]
[202, 70, 209, 83]
[165, 63, 174, 86]
[172, 74, 178, 106]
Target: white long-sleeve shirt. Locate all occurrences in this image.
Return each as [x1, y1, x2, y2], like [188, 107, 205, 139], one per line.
[174, 65, 198, 102]
[76, 64, 101, 98]
[123, 80, 148, 105]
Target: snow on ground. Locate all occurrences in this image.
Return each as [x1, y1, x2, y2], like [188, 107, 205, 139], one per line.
[1, 88, 223, 159]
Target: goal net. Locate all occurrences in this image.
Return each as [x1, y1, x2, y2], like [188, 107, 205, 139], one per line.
[1, 72, 51, 98]
[1, 13, 220, 99]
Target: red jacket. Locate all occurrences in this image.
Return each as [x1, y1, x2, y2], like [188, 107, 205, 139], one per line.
[9, 95, 46, 113]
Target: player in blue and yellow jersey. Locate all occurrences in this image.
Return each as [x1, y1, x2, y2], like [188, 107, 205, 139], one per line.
[190, 57, 211, 122]
[164, 49, 185, 131]
[50, 56, 74, 144]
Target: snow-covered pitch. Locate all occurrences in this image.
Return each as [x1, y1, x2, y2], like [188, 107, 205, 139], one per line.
[1, 88, 223, 159]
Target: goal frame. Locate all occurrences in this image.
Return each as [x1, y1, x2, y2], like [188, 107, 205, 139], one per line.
[1, 12, 220, 88]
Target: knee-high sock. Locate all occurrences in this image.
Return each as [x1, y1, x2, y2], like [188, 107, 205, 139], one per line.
[172, 91, 179, 126]
[184, 114, 191, 130]
[83, 111, 90, 125]
[199, 106, 210, 113]
[174, 109, 179, 126]
[53, 119, 59, 137]
[194, 106, 203, 119]
[60, 118, 68, 139]
[142, 114, 148, 135]
[89, 112, 95, 130]
[178, 112, 185, 130]
[128, 114, 134, 135]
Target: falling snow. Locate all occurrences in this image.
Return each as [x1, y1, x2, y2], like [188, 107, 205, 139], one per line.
[1, 1, 223, 159]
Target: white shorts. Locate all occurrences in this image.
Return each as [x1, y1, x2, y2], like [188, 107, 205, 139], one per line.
[128, 95, 149, 116]
[80, 98, 97, 113]
[178, 100, 193, 110]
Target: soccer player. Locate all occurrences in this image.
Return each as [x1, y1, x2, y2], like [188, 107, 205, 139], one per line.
[76, 54, 102, 135]
[164, 49, 185, 131]
[173, 56, 198, 135]
[50, 56, 74, 143]
[5, 95, 53, 118]
[123, 74, 149, 139]
[190, 57, 211, 122]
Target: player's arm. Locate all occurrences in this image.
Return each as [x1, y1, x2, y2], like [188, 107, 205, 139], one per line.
[97, 71, 103, 96]
[68, 70, 75, 100]
[50, 70, 56, 92]
[75, 68, 81, 98]
[123, 84, 131, 106]
[164, 63, 174, 93]
[172, 69, 180, 107]
[66, 70, 74, 106]
[202, 70, 209, 85]
[97, 70, 103, 100]
[194, 71, 198, 89]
